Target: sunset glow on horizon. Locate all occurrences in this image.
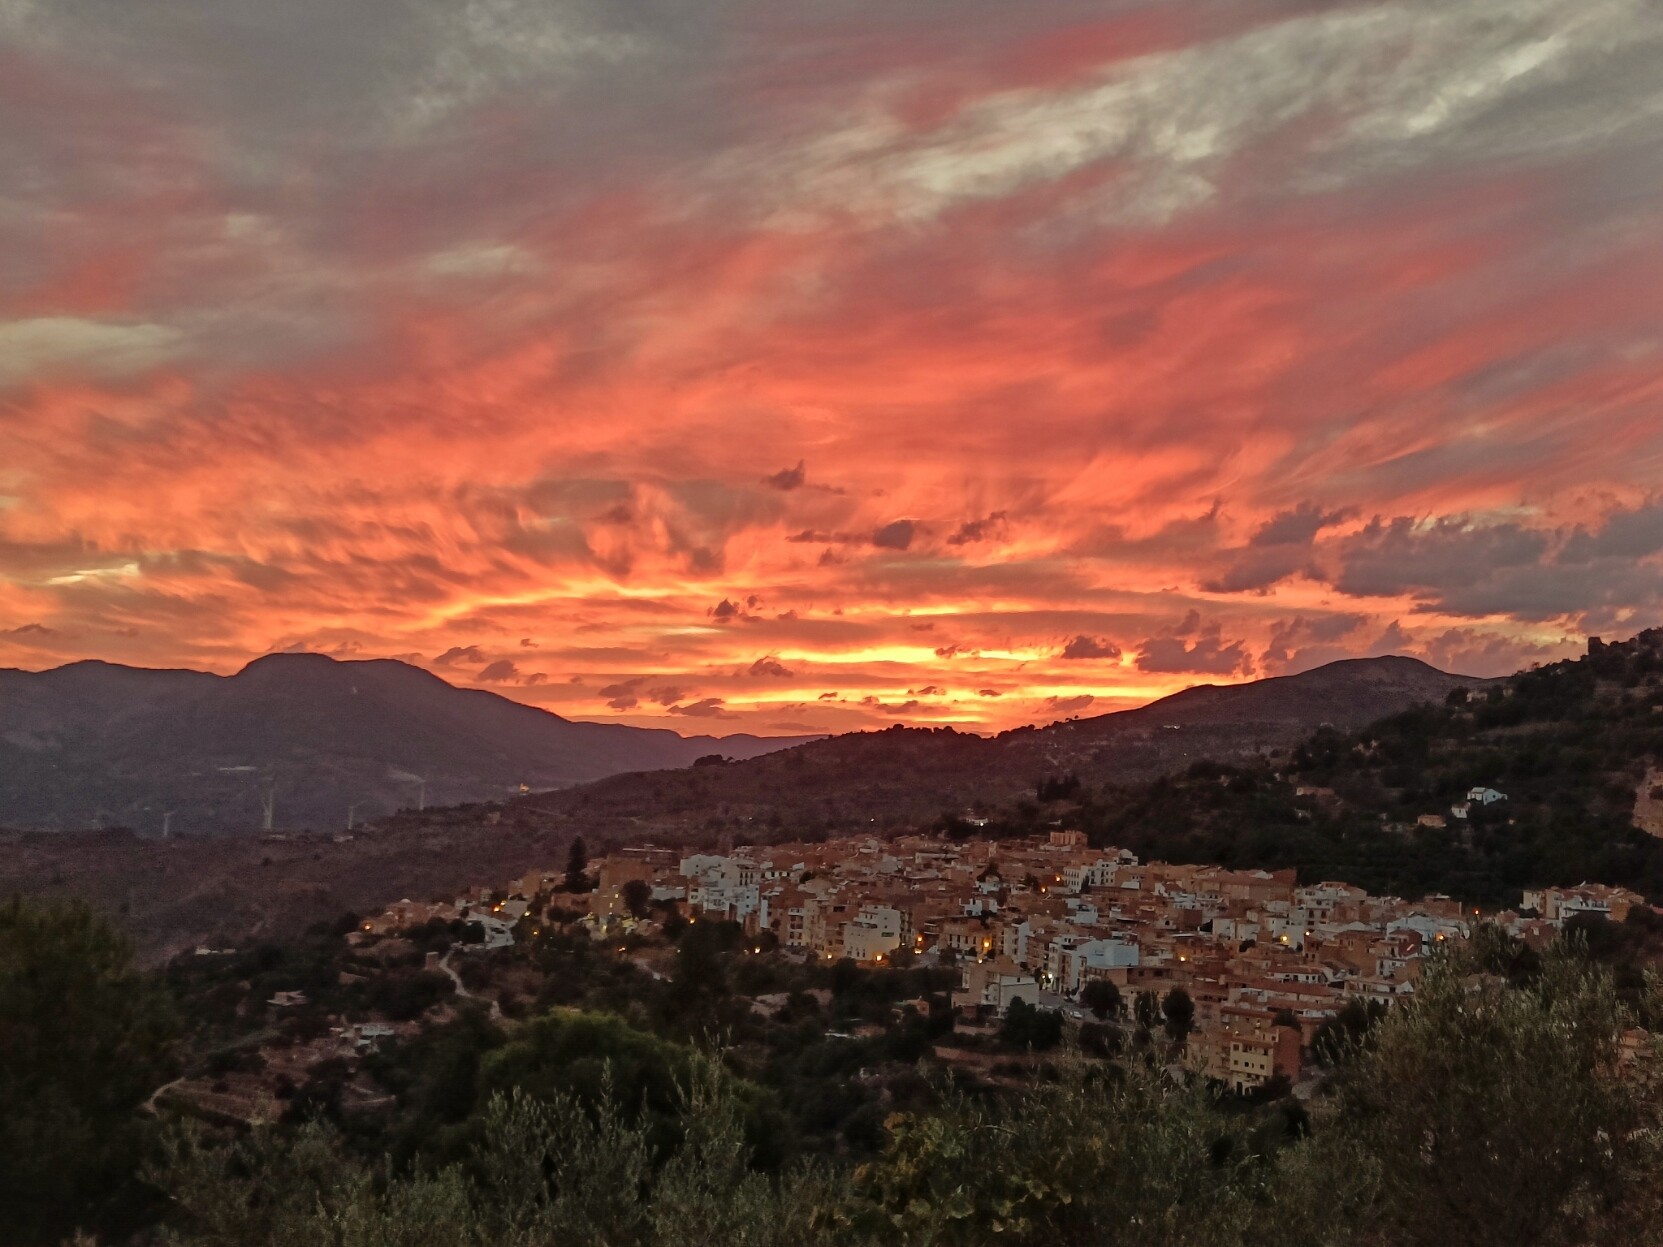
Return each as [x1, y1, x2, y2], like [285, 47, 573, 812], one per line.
[5, 0, 1663, 734]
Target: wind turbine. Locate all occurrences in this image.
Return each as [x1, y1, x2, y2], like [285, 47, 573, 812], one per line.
[162, 810, 176, 840]
[389, 768, 428, 812]
[260, 780, 276, 832]
[347, 801, 363, 831]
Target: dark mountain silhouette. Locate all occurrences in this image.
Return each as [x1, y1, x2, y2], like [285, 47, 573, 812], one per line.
[517, 655, 1489, 841]
[0, 654, 818, 834]
[0, 652, 1488, 962]
[1093, 654, 1480, 730]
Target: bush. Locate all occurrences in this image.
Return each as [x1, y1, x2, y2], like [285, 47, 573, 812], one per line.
[0, 899, 180, 1245]
[156, 1060, 834, 1247]
[998, 998, 1063, 1052]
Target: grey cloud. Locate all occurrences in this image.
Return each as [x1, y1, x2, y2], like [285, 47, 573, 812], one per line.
[1332, 516, 1550, 598]
[599, 677, 689, 709]
[762, 460, 806, 490]
[1417, 627, 1567, 676]
[871, 519, 917, 551]
[1326, 508, 1663, 622]
[878, 699, 920, 715]
[1430, 559, 1663, 623]
[1250, 502, 1354, 547]
[667, 697, 732, 718]
[1137, 617, 1255, 676]
[772, 0, 1663, 230]
[1201, 545, 1313, 594]
[700, 592, 763, 622]
[477, 659, 519, 681]
[433, 645, 485, 666]
[1206, 503, 1354, 594]
[0, 318, 187, 386]
[1041, 694, 1095, 716]
[1060, 634, 1122, 660]
[948, 511, 1007, 545]
[1560, 499, 1663, 562]
[791, 520, 922, 550]
[1261, 612, 1370, 673]
[598, 677, 643, 709]
[1365, 621, 1416, 657]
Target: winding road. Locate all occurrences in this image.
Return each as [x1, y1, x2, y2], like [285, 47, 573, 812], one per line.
[439, 948, 503, 1020]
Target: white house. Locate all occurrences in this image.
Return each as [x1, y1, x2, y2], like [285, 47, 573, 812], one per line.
[953, 957, 1039, 1015]
[1058, 937, 1140, 994]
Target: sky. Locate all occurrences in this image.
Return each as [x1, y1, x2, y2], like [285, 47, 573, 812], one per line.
[3, 0, 1663, 736]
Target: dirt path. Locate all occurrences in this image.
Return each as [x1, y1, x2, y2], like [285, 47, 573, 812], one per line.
[143, 1076, 186, 1116]
[1635, 765, 1663, 837]
[439, 948, 503, 1020]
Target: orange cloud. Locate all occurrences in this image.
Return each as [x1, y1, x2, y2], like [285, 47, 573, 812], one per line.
[1, 1, 1656, 731]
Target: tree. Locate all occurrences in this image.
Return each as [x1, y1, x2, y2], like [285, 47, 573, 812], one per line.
[667, 920, 731, 1017]
[157, 1060, 819, 1247]
[1079, 978, 1122, 1020]
[1311, 997, 1387, 1067]
[0, 899, 180, 1245]
[1134, 989, 1161, 1033]
[1161, 987, 1195, 1044]
[1328, 947, 1646, 1247]
[999, 998, 1063, 1052]
[621, 878, 652, 919]
[565, 836, 591, 893]
[858, 1061, 1269, 1246]
[367, 968, 456, 1021]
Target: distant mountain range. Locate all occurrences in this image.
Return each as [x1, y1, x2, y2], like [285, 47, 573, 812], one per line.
[518, 655, 1489, 841]
[0, 651, 1488, 961]
[0, 654, 819, 834]
[0, 650, 1482, 841]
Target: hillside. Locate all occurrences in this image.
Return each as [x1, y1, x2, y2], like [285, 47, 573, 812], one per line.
[0, 810, 574, 965]
[0, 654, 816, 835]
[516, 655, 1486, 841]
[1046, 630, 1663, 904]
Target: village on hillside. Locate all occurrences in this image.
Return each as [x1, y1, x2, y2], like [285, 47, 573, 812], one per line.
[357, 830, 1643, 1096]
[156, 819, 1647, 1130]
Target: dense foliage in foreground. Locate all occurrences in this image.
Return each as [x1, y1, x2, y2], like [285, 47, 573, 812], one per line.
[148, 939, 1663, 1247]
[11, 898, 1663, 1247]
[0, 898, 180, 1243]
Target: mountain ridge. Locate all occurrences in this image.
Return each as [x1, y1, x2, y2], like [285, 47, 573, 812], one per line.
[0, 653, 819, 834]
[0, 649, 1483, 841]
[515, 654, 1489, 841]
[0, 650, 1489, 962]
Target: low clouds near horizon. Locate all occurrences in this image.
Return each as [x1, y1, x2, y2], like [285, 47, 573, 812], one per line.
[3, 0, 1660, 732]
